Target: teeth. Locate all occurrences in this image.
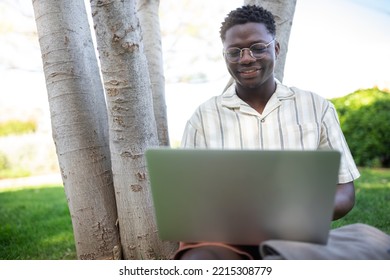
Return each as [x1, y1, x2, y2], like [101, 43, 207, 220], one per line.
[241, 69, 256, 73]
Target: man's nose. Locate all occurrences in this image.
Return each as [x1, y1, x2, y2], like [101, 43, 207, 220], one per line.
[239, 49, 256, 63]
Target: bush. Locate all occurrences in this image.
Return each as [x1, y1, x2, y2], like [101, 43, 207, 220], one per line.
[0, 120, 37, 137]
[0, 152, 9, 170]
[0, 133, 59, 179]
[0, 151, 31, 179]
[331, 88, 390, 167]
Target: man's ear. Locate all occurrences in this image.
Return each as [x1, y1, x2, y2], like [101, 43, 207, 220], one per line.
[274, 40, 281, 59]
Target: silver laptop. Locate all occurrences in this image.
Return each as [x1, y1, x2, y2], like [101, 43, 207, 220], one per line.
[146, 148, 340, 245]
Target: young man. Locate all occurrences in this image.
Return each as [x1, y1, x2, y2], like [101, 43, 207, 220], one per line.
[176, 5, 360, 260]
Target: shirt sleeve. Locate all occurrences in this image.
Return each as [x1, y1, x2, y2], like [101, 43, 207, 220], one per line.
[181, 117, 207, 148]
[320, 102, 360, 183]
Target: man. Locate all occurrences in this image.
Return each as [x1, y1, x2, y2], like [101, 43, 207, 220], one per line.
[176, 5, 361, 260]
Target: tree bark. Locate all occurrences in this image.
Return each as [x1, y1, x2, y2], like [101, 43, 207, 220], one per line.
[90, 0, 177, 259]
[244, 0, 297, 82]
[32, 0, 121, 259]
[137, 0, 170, 146]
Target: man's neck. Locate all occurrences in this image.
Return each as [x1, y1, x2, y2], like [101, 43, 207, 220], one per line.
[235, 79, 277, 114]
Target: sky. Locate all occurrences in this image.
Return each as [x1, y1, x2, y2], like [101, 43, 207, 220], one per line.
[1, 0, 390, 144]
[284, 0, 390, 96]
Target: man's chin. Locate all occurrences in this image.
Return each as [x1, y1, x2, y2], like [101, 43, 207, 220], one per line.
[237, 80, 262, 89]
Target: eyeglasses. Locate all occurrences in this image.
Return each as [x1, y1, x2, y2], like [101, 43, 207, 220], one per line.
[223, 39, 275, 63]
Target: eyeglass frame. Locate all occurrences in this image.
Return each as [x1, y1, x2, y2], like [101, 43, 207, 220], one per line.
[223, 39, 275, 63]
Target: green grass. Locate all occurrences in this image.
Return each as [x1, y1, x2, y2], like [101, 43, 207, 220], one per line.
[0, 168, 389, 259]
[332, 168, 390, 232]
[0, 185, 76, 260]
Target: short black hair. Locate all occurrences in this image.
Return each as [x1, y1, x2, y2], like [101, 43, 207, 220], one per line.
[220, 5, 276, 41]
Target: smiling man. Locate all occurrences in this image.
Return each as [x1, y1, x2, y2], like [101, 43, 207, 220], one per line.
[222, 22, 277, 114]
[177, 5, 361, 260]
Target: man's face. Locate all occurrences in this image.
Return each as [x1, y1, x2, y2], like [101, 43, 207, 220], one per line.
[223, 22, 280, 90]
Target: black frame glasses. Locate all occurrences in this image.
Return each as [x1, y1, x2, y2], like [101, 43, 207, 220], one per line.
[223, 39, 275, 63]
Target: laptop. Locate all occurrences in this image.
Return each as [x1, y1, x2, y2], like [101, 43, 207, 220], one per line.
[145, 148, 340, 245]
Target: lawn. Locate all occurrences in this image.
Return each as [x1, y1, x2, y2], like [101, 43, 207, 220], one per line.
[332, 168, 390, 231]
[0, 185, 76, 260]
[0, 168, 389, 260]
[333, 169, 390, 231]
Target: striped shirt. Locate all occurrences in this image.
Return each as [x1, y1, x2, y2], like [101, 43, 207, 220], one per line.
[181, 80, 360, 184]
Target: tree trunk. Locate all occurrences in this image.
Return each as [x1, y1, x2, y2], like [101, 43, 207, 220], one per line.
[90, 0, 177, 259]
[137, 0, 170, 146]
[32, 0, 121, 259]
[244, 0, 297, 82]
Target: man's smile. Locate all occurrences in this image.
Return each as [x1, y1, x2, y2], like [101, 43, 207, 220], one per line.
[238, 67, 261, 78]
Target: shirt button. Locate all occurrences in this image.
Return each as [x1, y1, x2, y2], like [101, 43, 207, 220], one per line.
[261, 118, 266, 123]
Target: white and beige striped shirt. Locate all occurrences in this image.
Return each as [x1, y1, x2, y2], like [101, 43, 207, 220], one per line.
[181, 80, 360, 184]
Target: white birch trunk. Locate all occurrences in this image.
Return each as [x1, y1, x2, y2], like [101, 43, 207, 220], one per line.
[90, 0, 177, 259]
[137, 0, 170, 146]
[32, 0, 121, 259]
[244, 0, 297, 82]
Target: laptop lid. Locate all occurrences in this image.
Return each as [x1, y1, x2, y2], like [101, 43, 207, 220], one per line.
[146, 148, 340, 245]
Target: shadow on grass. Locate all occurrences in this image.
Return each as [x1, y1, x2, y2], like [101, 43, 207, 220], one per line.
[0, 185, 76, 260]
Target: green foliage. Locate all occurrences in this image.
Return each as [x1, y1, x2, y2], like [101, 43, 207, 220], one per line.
[331, 88, 390, 167]
[0, 119, 37, 137]
[0, 152, 31, 179]
[0, 167, 31, 179]
[0, 152, 9, 170]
